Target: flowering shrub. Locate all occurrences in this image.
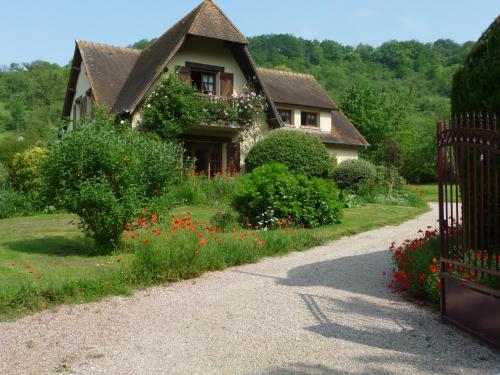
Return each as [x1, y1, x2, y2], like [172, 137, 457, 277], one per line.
[141, 74, 205, 139]
[141, 75, 267, 139]
[390, 227, 500, 304]
[10, 146, 48, 201]
[204, 95, 238, 124]
[125, 210, 320, 284]
[390, 228, 441, 304]
[233, 87, 267, 127]
[232, 163, 343, 228]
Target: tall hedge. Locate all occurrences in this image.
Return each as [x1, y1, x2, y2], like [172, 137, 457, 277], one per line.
[451, 16, 500, 114]
[244, 131, 335, 177]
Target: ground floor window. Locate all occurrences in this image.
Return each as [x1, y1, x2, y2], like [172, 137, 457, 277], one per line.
[185, 141, 222, 176]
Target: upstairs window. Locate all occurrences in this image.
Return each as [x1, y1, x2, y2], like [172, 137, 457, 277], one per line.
[301, 112, 318, 127]
[279, 109, 293, 125]
[191, 70, 216, 95]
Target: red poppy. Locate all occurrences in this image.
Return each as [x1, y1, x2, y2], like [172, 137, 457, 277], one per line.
[198, 233, 204, 238]
[200, 239, 207, 246]
[429, 264, 438, 273]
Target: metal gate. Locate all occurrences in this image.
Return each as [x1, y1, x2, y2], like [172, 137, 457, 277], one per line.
[437, 114, 500, 349]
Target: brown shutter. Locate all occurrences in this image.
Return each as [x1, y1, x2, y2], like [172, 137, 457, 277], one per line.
[80, 96, 88, 118]
[220, 72, 234, 97]
[226, 143, 240, 172]
[178, 66, 192, 82]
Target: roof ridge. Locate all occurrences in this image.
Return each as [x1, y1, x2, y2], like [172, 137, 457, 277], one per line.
[139, 3, 202, 56]
[257, 67, 315, 79]
[190, 0, 247, 44]
[76, 40, 141, 54]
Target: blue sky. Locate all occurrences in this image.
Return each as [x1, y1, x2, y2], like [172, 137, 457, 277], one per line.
[1, 0, 499, 66]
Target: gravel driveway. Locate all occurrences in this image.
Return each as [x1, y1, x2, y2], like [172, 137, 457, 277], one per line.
[1, 203, 499, 375]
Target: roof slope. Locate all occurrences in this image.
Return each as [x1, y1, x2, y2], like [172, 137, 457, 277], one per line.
[257, 68, 338, 110]
[112, 0, 247, 113]
[330, 109, 369, 146]
[77, 41, 140, 108]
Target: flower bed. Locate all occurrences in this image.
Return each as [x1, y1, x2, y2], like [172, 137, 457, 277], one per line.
[123, 209, 320, 284]
[389, 228, 500, 305]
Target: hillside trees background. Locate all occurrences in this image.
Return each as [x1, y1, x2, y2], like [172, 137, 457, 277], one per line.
[0, 36, 474, 182]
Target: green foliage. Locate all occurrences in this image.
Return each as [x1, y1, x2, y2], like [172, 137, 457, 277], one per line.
[125, 211, 321, 284]
[451, 18, 500, 114]
[0, 187, 35, 219]
[333, 159, 376, 190]
[0, 61, 69, 142]
[245, 131, 335, 177]
[356, 165, 425, 208]
[141, 74, 206, 139]
[205, 95, 238, 124]
[149, 174, 239, 214]
[0, 162, 8, 188]
[340, 85, 413, 162]
[43, 113, 184, 247]
[10, 146, 48, 201]
[210, 210, 239, 231]
[232, 163, 343, 228]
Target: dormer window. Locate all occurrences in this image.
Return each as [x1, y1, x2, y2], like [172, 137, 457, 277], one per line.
[191, 70, 216, 95]
[278, 109, 293, 125]
[301, 111, 318, 127]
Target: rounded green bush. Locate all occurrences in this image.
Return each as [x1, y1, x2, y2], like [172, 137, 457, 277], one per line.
[333, 159, 376, 190]
[232, 163, 343, 228]
[244, 131, 335, 177]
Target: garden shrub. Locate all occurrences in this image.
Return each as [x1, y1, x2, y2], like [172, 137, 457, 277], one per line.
[356, 165, 425, 207]
[0, 187, 35, 219]
[244, 131, 335, 177]
[333, 158, 376, 190]
[43, 113, 184, 247]
[10, 146, 48, 201]
[141, 74, 205, 140]
[0, 162, 9, 188]
[231, 163, 342, 228]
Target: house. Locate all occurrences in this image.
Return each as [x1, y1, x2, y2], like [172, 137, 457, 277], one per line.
[62, 0, 368, 174]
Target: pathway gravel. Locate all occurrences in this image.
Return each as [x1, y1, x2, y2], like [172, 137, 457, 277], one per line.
[1, 203, 499, 374]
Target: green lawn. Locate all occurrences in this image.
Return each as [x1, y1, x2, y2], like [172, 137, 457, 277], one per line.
[0, 203, 429, 320]
[408, 184, 439, 202]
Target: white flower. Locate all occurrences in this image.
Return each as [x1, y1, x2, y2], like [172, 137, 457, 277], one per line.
[17, 136, 24, 142]
[120, 120, 125, 124]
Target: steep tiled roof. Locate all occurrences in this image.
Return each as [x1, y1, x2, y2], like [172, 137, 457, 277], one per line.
[112, 0, 247, 113]
[257, 68, 338, 110]
[77, 41, 140, 108]
[330, 109, 369, 146]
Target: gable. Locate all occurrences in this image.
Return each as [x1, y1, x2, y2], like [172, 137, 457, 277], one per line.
[112, 0, 247, 114]
[62, 41, 140, 117]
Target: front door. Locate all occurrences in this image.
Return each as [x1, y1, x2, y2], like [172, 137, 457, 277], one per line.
[185, 141, 223, 176]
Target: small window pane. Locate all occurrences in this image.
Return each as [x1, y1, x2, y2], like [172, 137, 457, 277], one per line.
[279, 110, 292, 124]
[301, 112, 318, 126]
[202, 73, 215, 95]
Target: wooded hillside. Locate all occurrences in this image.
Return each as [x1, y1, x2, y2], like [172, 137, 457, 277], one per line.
[0, 36, 474, 182]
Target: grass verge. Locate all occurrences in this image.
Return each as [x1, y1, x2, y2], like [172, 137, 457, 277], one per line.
[408, 184, 439, 202]
[0, 203, 429, 321]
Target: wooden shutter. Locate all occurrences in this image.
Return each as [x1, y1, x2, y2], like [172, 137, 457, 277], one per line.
[226, 143, 240, 172]
[220, 72, 234, 97]
[178, 66, 192, 82]
[80, 96, 88, 118]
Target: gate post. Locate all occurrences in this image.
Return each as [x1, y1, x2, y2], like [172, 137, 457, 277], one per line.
[437, 121, 446, 317]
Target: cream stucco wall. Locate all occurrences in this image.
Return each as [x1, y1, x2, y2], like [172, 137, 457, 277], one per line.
[276, 104, 331, 132]
[326, 144, 360, 164]
[72, 62, 91, 124]
[167, 37, 247, 96]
